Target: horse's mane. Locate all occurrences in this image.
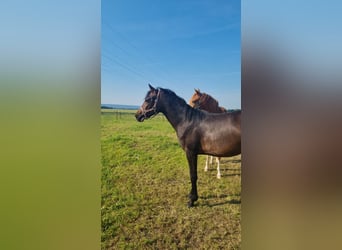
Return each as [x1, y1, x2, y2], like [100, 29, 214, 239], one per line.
[159, 88, 188, 106]
[198, 92, 228, 112]
[200, 93, 219, 107]
[159, 87, 206, 120]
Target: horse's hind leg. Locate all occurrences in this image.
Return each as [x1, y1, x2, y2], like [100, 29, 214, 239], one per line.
[204, 155, 209, 172]
[216, 157, 221, 179]
[210, 156, 213, 164]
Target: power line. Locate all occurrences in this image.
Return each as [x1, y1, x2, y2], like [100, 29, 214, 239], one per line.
[102, 53, 151, 82]
[102, 19, 171, 84]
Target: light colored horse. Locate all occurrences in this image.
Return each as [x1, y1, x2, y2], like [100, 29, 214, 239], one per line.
[189, 89, 227, 179]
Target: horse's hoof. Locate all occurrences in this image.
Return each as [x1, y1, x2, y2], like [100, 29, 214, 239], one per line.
[188, 194, 198, 201]
[188, 200, 194, 208]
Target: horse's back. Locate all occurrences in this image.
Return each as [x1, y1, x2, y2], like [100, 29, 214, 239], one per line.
[203, 110, 241, 127]
[197, 110, 241, 156]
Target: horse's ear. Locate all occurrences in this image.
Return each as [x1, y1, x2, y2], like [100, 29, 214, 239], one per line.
[195, 88, 201, 94]
[148, 84, 156, 91]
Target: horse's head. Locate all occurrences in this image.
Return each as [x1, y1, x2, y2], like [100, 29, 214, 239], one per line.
[189, 88, 202, 109]
[135, 84, 160, 122]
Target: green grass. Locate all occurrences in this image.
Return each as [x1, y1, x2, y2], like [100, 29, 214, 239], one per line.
[101, 109, 241, 249]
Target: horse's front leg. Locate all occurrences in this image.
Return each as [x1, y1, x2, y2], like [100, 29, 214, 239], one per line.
[186, 149, 198, 207]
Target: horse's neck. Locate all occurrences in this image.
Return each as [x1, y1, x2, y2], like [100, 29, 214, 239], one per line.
[201, 95, 220, 113]
[160, 94, 192, 130]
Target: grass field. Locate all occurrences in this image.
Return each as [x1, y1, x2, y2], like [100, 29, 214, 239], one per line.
[101, 109, 241, 249]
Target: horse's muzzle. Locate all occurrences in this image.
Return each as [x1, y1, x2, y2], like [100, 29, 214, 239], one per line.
[135, 110, 145, 122]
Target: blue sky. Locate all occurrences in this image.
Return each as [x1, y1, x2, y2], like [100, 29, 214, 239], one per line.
[102, 0, 240, 108]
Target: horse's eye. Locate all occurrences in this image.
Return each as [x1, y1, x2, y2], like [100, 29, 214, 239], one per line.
[145, 96, 156, 103]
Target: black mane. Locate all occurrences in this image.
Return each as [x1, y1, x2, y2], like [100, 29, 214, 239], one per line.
[160, 88, 188, 106]
[159, 87, 206, 121]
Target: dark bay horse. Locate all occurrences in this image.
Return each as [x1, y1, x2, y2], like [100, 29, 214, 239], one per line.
[189, 89, 228, 178]
[135, 84, 241, 207]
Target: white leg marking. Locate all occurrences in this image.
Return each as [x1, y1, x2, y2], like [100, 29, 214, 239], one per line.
[216, 157, 221, 179]
[204, 155, 209, 172]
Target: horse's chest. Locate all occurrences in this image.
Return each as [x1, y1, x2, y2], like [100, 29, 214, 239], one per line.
[177, 128, 199, 151]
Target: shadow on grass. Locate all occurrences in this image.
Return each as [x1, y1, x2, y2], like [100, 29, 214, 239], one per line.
[199, 194, 241, 207]
[220, 159, 241, 164]
[207, 168, 240, 171]
[205, 168, 241, 178]
[208, 199, 241, 207]
[220, 173, 241, 178]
